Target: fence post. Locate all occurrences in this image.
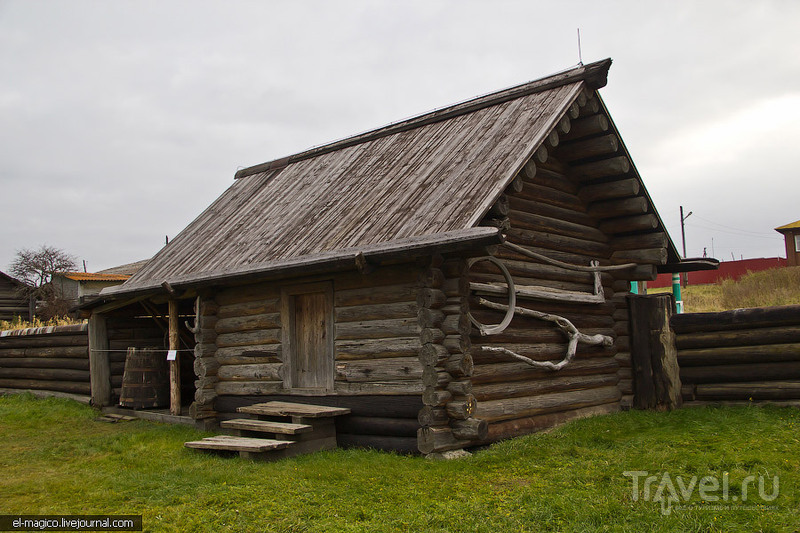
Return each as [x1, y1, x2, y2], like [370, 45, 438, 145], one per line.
[629, 294, 682, 410]
[88, 313, 111, 407]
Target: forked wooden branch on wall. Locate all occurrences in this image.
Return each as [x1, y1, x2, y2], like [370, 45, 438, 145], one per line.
[478, 297, 613, 371]
[467, 238, 633, 371]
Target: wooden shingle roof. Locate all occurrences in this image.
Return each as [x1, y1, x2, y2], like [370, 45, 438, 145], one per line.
[97, 259, 150, 277]
[108, 60, 619, 296]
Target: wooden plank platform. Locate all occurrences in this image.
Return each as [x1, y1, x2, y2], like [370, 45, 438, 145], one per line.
[103, 406, 194, 426]
[237, 401, 351, 418]
[184, 435, 294, 453]
[220, 419, 313, 434]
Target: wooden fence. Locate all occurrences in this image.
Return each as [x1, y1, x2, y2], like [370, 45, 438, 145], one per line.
[628, 294, 681, 410]
[673, 305, 800, 405]
[0, 324, 90, 401]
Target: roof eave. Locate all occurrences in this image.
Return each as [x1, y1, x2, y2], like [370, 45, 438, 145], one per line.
[657, 257, 720, 274]
[83, 227, 503, 309]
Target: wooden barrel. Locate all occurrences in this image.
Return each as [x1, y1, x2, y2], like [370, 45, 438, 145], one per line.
[119, 347, 169, 409]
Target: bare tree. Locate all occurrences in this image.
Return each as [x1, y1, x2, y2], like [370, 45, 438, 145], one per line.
[9, 245, 78, 319]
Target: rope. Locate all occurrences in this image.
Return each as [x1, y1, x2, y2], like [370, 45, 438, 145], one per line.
[502, 241, 637, 272]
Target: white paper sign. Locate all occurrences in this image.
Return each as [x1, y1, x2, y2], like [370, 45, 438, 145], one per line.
[166, 350, 177, 361]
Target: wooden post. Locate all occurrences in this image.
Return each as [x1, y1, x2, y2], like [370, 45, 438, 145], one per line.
[629, 294, 682, 411]
[88, 313, 111, 407]
[169, 299, 181, 416]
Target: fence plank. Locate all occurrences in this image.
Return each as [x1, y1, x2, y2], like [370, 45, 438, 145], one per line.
[629, 294, 681, 410]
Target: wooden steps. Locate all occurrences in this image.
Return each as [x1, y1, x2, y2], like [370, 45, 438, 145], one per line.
[184, 435, 294, 453]
[220, 419, 313, 434]
[237, 401, 351, 418]
[184, 401, 351, 461]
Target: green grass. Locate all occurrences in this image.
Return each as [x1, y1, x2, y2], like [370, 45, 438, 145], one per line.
[2, 394, 799, 531]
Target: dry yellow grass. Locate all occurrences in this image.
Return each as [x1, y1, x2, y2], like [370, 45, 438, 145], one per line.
[649, 266, 800, 313]
[0, 315, 84, 332]
[720, 265, 800, 309]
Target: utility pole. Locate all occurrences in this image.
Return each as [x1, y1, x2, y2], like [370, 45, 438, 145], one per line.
[680, 206, 693, 258]
[680, 206, 693, 287]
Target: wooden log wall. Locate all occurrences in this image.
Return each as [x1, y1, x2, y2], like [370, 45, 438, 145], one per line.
[673, 305, 800, 405]
[213, 281, 282, 398]
[553, 86, 673, 413]
[416, 256, 487, 455]
[465, 87, 677, 443]
[191, 296, 219, 420]
[333, 265, 423, 401]
[612, 284, 633, 409]
[0, 324, 90, 397]
[106, 314, 171, 403]
[332, 266, 422, 399]
[212, 265, 425, 449]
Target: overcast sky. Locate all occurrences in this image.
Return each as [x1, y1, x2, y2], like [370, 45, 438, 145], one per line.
[1, 0, 798, 273]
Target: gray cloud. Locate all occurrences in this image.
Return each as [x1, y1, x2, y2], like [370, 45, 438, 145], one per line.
[1, 0, 797, 273]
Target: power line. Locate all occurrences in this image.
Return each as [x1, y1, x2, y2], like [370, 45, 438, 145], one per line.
[691, 214, 780, 237]
[685, 222, 784, 241]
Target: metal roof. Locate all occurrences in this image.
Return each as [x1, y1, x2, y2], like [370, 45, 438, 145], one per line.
[775, 220, 800, 232]
[115, 60, 614, 295]
[60, 272, 131, 282]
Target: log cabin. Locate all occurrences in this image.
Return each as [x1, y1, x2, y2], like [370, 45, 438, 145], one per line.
[0, 271, 31, 322]
[83, 58, 709, 456]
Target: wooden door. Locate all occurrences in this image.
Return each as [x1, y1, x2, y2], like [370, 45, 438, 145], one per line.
[282, 282, 334, 390]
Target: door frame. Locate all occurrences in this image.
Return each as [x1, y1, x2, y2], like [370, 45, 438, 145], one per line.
[280, 281, 334, 391]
